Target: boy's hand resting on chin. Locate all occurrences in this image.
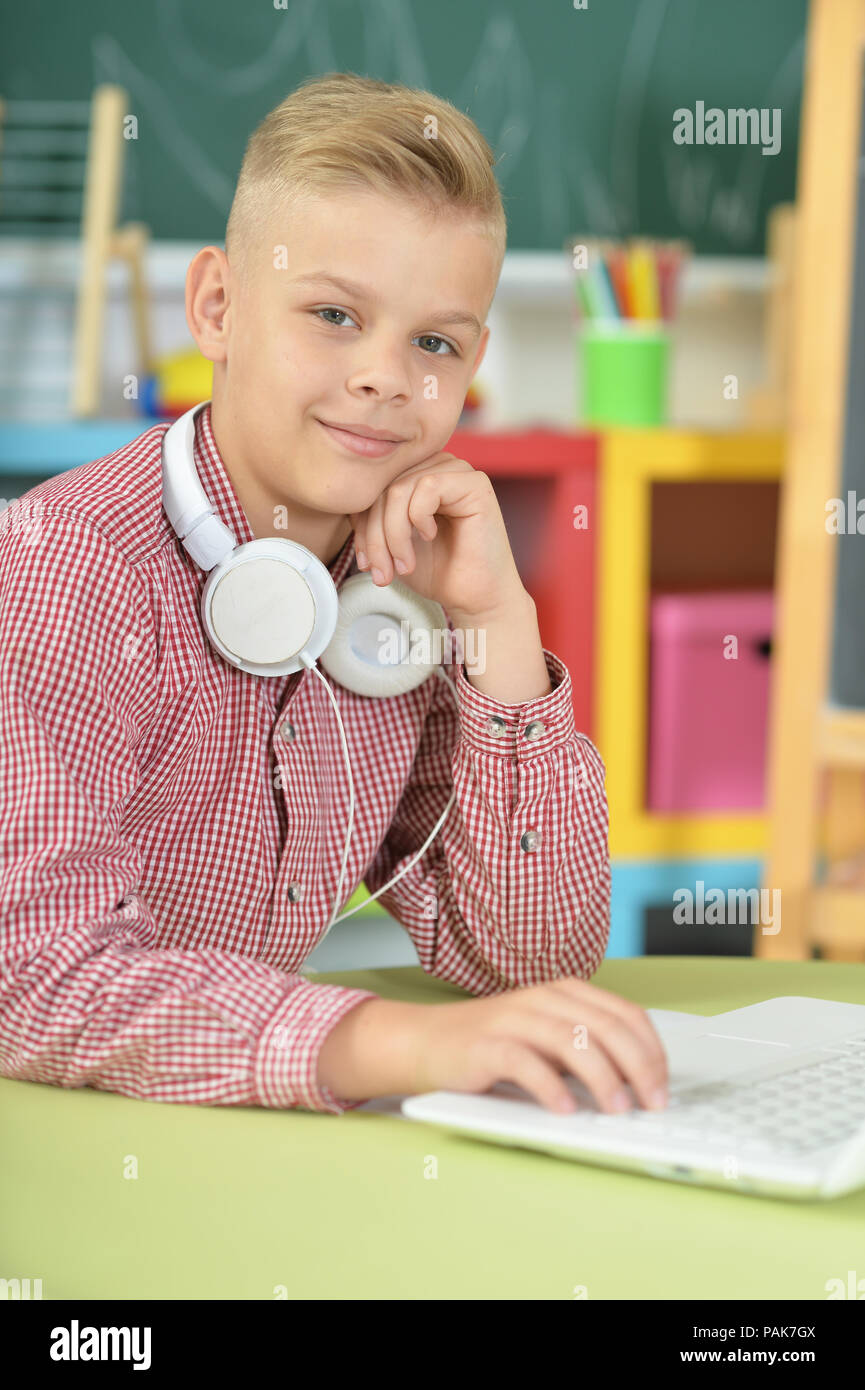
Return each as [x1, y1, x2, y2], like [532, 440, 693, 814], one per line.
[349, 451, 527, 622]
[317, 978, 669, 1115]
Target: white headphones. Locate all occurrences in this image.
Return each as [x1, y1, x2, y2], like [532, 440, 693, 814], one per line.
[161, 401, 460, 940]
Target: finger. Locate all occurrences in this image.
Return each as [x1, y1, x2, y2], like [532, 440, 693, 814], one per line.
[361, 493, 392, 585]
[484, 1039, 579, 1115]
[513, 1007, 646, 1112]
[348, 514, 369, 570]
[550, 977, 668, 1084]
[406, 473, 445, 542]
[381, 480, 420, 575]
[369, 475, 441, 582]
[530, 992, 667, 1111]
[365, 467, 484, 583]
[385, 451, 474, 484]
[409, 469, 490, 531]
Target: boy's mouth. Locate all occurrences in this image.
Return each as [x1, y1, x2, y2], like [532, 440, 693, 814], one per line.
[316, 418, 406, 458]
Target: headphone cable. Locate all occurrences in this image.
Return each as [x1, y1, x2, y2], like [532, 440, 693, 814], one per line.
[303, 658, 460, 940]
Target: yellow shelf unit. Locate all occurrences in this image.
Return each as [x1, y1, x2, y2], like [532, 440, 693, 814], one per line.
[595, 429, 785, 858]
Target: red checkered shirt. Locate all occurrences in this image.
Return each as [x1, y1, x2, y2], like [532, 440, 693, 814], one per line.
[0, 405, 610, 1114]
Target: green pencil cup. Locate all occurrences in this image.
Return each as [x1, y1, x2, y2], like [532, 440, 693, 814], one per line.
[579, 321, 670, 426]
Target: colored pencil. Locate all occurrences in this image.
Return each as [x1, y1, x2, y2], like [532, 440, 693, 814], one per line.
[569, 236, 690, 323]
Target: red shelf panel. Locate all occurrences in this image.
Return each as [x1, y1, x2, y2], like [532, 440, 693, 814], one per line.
[445, 428, 599, 738]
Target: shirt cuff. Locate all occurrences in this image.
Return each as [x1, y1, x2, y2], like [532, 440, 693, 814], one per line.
[453, 647, 576, 758]
[254, 981, 380, 1114]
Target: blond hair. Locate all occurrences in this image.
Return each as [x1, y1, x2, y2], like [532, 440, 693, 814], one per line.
[225, 71, 507, 285]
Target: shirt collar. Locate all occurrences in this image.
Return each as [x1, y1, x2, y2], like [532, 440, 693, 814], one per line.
[192, 402, 356, 587]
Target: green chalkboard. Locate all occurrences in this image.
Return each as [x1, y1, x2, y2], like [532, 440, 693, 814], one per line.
[0, 0, 807, 253]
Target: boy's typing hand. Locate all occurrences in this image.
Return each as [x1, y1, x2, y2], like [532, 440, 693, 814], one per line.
[409, 978, 669, 1115]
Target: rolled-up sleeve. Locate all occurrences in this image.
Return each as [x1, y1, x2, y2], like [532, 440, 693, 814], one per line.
[363, 642, 611, 992]
[0, 510, 377, 1115]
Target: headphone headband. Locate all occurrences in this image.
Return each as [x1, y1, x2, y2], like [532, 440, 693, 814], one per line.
[161, 401, 237, 570]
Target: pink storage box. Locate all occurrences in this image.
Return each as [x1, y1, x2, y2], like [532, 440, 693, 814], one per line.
[647, 590, 774, 812]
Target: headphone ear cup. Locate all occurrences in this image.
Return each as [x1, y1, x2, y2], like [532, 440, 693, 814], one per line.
[320, 573, 447, 697]
[200, 538, 339, 677]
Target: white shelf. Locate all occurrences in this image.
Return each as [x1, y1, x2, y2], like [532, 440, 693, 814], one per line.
[0, 239, 773, 430]
[0, 237, 769, 301]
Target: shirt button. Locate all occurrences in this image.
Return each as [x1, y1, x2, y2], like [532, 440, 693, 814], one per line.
[280, 721, 296, 743]
[287, 883, 302, 903]
[520, 830, 541, 852]
[524, 720, 545, 741]
[486, 716, 506, 737]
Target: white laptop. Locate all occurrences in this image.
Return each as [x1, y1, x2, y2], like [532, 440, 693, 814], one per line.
[399, 997, 865, 1200]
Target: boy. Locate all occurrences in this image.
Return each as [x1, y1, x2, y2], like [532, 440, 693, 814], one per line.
[0, 73, 667, 1119]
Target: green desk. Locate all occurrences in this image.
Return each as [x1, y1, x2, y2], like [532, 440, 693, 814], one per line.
[2, 958, 864, 1300]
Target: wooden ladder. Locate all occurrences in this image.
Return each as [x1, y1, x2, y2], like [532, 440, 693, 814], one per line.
[0, 84, 152, 416]
[761, 0, 865, 963]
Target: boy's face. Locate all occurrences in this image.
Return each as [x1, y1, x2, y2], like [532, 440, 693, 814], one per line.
[195, 189, 499, 528]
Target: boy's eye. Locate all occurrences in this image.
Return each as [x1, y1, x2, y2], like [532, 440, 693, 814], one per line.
[316, 307, 357, 328]
[414, 334, 456, 357]
[313, 308, 457, 357]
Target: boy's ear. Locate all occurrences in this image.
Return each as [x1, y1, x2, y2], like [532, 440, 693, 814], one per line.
[470, 323, 491, 380]
[186, 246, 231, 364]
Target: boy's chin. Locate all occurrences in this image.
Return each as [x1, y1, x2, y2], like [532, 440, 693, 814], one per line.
[303, 475, 381, 515]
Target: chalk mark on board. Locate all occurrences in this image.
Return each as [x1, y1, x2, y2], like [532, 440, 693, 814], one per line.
[610, 0, 672, 232]
[664, 33, 804, 247]
[82, 0, 802, 251]
[456, 12, 532, 184]
[93, 32, 235, 217]
[157, 0, 320, 96]
[361, 0, 429, 88]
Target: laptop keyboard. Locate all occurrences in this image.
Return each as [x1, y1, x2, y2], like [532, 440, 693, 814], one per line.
[576, 1035, 865, 1157]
